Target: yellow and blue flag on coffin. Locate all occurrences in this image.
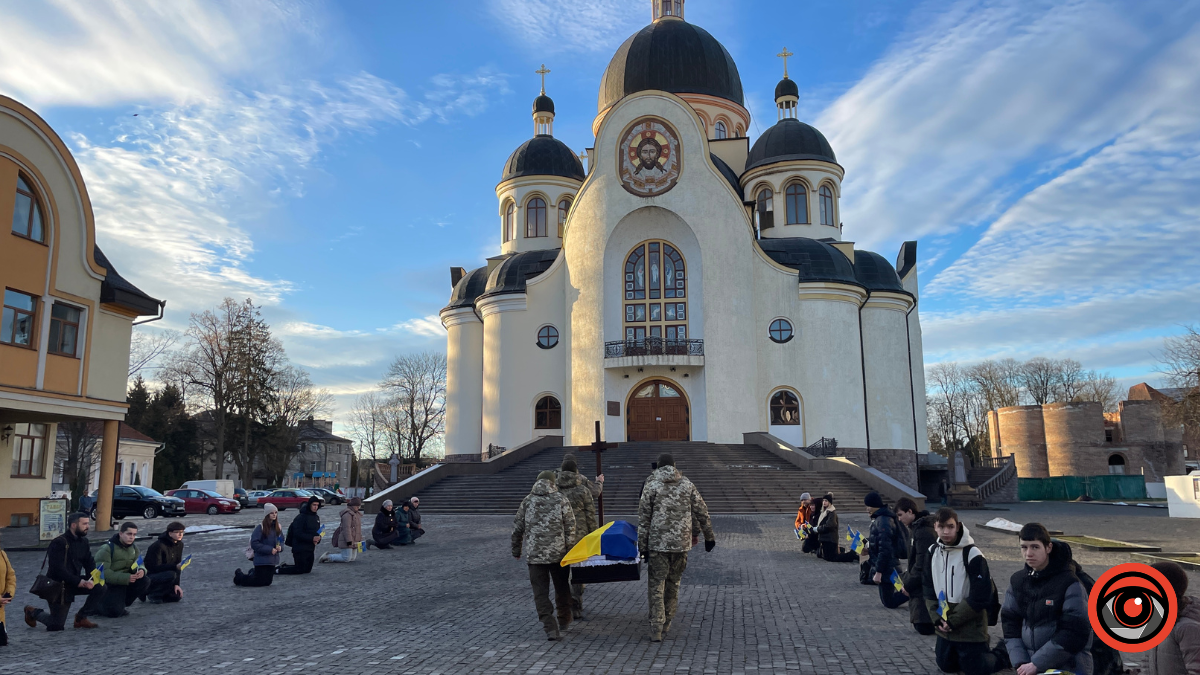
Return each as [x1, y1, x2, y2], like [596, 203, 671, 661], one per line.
[890, 570, 904, 592]
[937, 590, 950, 621]
[131, 555, 144, 572]
[90, 563, 105, 586]
[179, 555, 192, 571]
[845, 527, 865, 554]
[560, 521, 639, 566]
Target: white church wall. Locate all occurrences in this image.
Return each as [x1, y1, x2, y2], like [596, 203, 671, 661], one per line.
[497, 175, 580, 255]
[861, 294, 918, 450]
[442, 308, 484, 457]
[901, 266, 931, 453]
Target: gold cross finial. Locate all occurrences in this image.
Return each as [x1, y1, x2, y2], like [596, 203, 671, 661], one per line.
[777, 47, 794, 78]
[536, 64, 551, 94]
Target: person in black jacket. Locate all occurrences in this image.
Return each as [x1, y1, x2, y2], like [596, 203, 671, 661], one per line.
[23, 512, 104, 631]
[897, 499, 936, 635]
[372, 500, 401, 549]
[407, 497, 424, 541]
[1001, 523, 1092, 675]
[278, 496, 322, 575]
[866, 492, 908, 609]
[814, 494, 857, 562]
[143, 522, 185, 603]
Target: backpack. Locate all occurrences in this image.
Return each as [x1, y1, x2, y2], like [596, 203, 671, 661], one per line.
[1073, 565, 1123, 675]
[961, 544, 1000, 626]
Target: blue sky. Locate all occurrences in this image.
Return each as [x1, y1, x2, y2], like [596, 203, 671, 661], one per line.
[3, 0, 1199, 423]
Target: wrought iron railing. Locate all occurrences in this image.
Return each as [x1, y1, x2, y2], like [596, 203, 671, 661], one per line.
[976, 454, 1016, 502]
[604, 338, 704, 358]
[974, 454, 1011, 470]
[806, 437, 839, 457]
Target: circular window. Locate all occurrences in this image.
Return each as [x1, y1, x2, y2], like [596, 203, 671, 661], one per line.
[537, 325, 559, 349]
[769, 319, 793, 343]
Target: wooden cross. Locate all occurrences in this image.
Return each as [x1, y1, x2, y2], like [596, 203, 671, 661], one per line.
[582, 420, 618, 523]
[776, 47, 793, 78]
[536, 63, 551, 94]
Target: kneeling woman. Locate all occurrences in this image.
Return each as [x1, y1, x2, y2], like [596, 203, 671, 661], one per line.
[236, 504, 282, 587]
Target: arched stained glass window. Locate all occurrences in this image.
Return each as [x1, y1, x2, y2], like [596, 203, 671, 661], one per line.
[770, 391, 801, 425]
[535, 396, 561, 429]
[623, 241, 686, 343]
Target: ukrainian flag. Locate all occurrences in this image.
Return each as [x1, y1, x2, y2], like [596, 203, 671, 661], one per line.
[560, 521, 639, 566]
[355, 541, 365, 553]
[845, 527, 865, 555]
[131, 555, 144, 572]
[317, 524, 326, 537]
[90, 563, 105, 586]
[890, 570, 904, 592]
[937, 590, 950, 621]
[180, 555, 192, 571]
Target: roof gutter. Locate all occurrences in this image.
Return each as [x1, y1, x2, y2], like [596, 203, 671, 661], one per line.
[133, 300, 166, 326]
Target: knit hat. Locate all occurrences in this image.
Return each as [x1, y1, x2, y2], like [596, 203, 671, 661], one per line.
[799, 492, 811, 502]
[562, 452, 576, 462]
[537, 470, 556, 482]
[656, 453, 675, 467]
[864, 492, 884, 509]
[349, 497, 363, 507]
[822, 493, 834, 504]
[263, 503, 278, 516]
[383, 499, 393, 509]
[561, 459, 578, 472]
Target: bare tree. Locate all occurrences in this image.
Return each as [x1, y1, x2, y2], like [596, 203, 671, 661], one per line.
[56, 422, 102, 511]
[128, 328, 181, 378]
[1056, 358, 1086, 403]
[348, 390, 388, 465]
[1077, 370, 1120, 412]
[257, 365, 334, 486]
[1160, 325, 1200, 434]
[1020, 357, 1060, 404]
[381, 352, 447, 462]
[967, 358, 1022, 411]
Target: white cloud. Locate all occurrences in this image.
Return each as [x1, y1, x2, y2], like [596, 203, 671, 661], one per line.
[395, 315, 447, 338]
[488, 0, 644, 54]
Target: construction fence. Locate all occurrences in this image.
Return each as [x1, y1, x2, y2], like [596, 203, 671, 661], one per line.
[1017, 474, 1147, 501]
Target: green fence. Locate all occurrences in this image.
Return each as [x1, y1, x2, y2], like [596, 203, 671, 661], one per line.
[1018, 475, 1147, 501]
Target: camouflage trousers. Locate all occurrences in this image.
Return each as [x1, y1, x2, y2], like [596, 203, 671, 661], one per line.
[571, 583, 585, 615]
[646, 551, 689, 630]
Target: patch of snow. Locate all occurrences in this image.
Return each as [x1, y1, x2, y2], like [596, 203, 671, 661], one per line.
[183, 525, 242, 534]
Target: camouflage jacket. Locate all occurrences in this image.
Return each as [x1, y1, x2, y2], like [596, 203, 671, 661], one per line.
[512, 478, 576, 564]
[556, 469, 602, 498]
[638, 466, 715, 553]
[556, 471, 599, 548]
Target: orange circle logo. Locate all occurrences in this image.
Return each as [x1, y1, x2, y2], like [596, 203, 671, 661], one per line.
[1087, 563, 1178, 652]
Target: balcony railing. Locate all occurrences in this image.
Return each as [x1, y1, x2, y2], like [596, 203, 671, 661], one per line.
[604, 338, 704, 359]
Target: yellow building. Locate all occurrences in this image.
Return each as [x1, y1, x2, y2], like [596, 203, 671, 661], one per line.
[1, 96, 163, 530]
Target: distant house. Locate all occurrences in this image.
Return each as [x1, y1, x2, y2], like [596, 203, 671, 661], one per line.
[54, 422, 162, 493]
[198, 416, 355, 490]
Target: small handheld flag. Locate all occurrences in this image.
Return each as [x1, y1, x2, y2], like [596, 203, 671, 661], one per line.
[845, 527, 865, 554]
[794, 526, 802, 540]
[937, 590, 950, 621]
[890, 570, 904, 592]
[131, 555, 144, 572]
[317, 524, 326, 537]
[90, 563, 106, 586]
[355, 541, 365, 553]
[180, 555, 192, 571]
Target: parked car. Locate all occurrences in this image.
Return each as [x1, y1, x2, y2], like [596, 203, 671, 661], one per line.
[257, 489, 323, 511]
[234, 487, 258, 508]
[246, 490, 273, 507]
[306, 488, 344, 505]
[89, 486, 186, 520]
[179, 479, 237, 499]
[165, 489, 242, 515]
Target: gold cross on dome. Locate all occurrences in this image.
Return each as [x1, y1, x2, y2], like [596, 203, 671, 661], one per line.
[777, 47, 794, 78]
[536, 64, 551, 94]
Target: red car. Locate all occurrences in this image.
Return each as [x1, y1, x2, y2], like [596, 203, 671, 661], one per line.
[165, 489, 242, 515]
[257, 489, 321, 511]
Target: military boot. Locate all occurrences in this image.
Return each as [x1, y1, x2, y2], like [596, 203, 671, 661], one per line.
[649, 624, 663, 642]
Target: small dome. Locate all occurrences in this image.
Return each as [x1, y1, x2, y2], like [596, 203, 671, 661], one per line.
[599, 19, 743, 113]
[852, 250, 908, 293]
[774, 77, 798, 101]
[758, 237, 859, 286]
[445, 267, 489, 310]
[533, 94, 555, 115]
[502, 136, 585, 182]
[745, 118, 836, 171]
[483, 249, 561, 297]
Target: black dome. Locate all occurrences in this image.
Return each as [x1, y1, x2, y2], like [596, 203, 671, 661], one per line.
[445, 267, 489, 311]
[483, 249, 561, 298]
[599, 20, 743, 113]
[774, 77, 798, 100]
[533, 94, 555, 114]
[502, 136, 585, 182]
[746, 118, 836, 171]
[758, 237, 859, 286]
[853, 250, 908, 294]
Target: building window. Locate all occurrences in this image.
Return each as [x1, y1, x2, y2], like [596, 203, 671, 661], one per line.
[2, 289, 37, 347]
[1104, 428, 1114, 443]
[11, 175, 45, 243]
[526, 197, 547, 238]
[819, 185, 835, 226]
[557, 198, 571, 238]
[503, 202, 515, 242]
[770, 391, 801, 425]
[48, 303, 81, 357]
[755, 188, 774, 231]
[537, 325, 559, 349]
[785, 184, 808, 224]
[11, 423, 47, 478]
[769, 319, 793, 343]
[623, 241, 686, 343]
[1107, 454, 1126, 475]
[714, 121, 727, 139]
[734, 126, 744, 138]
[535, 396, 561, 429]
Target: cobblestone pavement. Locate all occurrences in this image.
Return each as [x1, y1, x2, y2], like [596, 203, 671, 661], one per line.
[2, 503, 1198, 674]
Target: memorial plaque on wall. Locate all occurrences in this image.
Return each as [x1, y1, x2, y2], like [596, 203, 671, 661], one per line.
[607, 401, 620, 417]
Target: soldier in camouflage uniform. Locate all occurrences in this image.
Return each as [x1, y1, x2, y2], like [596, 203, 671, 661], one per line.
[637, 453, 716, 642]
[559, 452, 604, 499]
[512, 470, 577, 641]
[556, 459, 599, 620]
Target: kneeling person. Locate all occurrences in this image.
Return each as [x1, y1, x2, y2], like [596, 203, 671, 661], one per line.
[90, 522, 149, 618]
[144, 521, 185, 603]
[923, 508, 1001, 675]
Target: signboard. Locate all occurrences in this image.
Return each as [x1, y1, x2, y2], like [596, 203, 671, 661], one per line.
[1194, 477, 1200, 501]
[39, 498, 68, 541]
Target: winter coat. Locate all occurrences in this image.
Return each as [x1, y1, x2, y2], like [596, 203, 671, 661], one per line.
[511, 478, 575, 565]
[0, 549, 15, 625]
[46, 529, 95, 600]
[814, 505, 840, 544]
[145, 532, 183, 587]
[287, 498, 322, 553]
[867, 506, 906, 580]
[337, 507, 363, 548]
[557, 470, 599, 548]
[903, 512, 937, 625]
[94, 533, 141, 586]
[373, 508, 397, 539]
[923, 524, 992, 643]
[395, 505, 413, 544]
[557, 469, 602, 500]
[1001, 541, 1092, 674]
[406, 500, 422, 527]
[795, 503, 813, 530]
[250, 524, 281, 566]
[637, 465, 715, 553]
[1146, 596, 1200, 675]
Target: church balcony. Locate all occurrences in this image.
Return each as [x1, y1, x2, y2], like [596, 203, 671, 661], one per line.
[603, 338, 705, 369]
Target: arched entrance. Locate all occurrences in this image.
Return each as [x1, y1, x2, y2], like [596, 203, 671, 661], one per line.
[626, 379, 689, 441]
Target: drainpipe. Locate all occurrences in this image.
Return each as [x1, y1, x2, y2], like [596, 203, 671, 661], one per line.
[905, 299, 919, 452]
[858, 292, 871, 467]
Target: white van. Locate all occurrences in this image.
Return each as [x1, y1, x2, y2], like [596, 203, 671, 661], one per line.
[180, 479, 236, 499]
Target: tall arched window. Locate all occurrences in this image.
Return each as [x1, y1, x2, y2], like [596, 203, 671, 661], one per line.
[770, 391, 800, 425]
[503, 202, 515, 242]
[734, 125, 744, 138]
[535, 396, 561, 429]
[714, 120, 727, 139]
[755, 188, 774, 231]
[557, 198, 571, 238]
[526, 197, 547, 238]
[624, 241, 686, 344]
[11, 175, 45, 243]
[819, 185, 835, 227]
[785, 183, 808, 224]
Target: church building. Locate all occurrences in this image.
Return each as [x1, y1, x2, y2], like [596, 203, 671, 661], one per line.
[441, 0, 930, 458]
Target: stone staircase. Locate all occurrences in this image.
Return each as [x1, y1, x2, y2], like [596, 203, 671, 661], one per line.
[414, 442, 876, 515]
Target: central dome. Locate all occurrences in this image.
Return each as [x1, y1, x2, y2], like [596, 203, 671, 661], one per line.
[598, 19, 743, 113]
